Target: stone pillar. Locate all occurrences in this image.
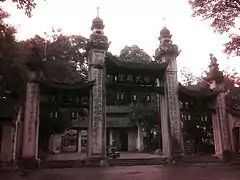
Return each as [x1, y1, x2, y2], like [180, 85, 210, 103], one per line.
[165, 64, 183, 155]
[22, 71, 40, 162]
[136, 122, 143, 151]
[212, 92, 232, 157]
[87, 14, 109, 158]
[77, 130, 82, 153]
[109, 130, 113, 146]
[155, 27, 182, 158]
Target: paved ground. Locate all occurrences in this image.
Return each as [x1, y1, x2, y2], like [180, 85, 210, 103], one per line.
[2, 164, 240, 180]
[47, 152, 159, 161]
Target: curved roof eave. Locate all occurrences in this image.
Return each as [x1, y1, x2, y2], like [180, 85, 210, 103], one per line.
[178, 83, 218, 99]
[105, 54, 169, 74]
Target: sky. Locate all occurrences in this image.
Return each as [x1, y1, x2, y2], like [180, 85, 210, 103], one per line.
[2, 0, 240, 77]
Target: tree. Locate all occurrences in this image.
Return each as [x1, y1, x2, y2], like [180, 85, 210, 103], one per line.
[180, 67, 198, 85]
[189, 0, 240, 56]
[130, 92, 160, 151]
[0, 0, 37, 17]
[131, 97, 158, 132]
[18, 29, 88, 83]
[0, 9, 27, 98]
[120, 45, 153, 63]
[43, 30, 88, 82]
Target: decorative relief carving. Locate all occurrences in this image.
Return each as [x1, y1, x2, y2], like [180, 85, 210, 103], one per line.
[92, 51, 105, 66]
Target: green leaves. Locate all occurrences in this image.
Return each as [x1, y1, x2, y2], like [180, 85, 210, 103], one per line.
[120, 45, 153, 63]
[189, 0, 240, 56]
[1, 0, 37, 17]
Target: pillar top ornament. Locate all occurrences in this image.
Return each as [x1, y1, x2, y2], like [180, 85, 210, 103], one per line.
[89, 7, 109, 50]
[91, 7, 104, 31]
[26, 46, 43, 72]
[205, 53, 224, 84]
[154, 26, 180, 62]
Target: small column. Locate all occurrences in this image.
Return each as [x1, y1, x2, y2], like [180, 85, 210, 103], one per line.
[77, 130, 82, 153]
[136, 122, 143, 151]
[109, 130, 113, 146]
[87, 9, 109, 158]
[50, 134, 62, 154]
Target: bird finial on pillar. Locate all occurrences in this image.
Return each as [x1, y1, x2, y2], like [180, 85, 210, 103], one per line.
[162, 17, 167, 27]
[97, 6, 100, 18]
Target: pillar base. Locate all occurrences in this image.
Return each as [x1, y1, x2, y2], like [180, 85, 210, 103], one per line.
[20, 157, 40, 169]
[85, 157, 108, 167]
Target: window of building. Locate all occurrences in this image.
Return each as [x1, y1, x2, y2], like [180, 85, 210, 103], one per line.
[133, 95, 137, 101]
[50, 112, 53, 118]
[120, 94, 124, 100]
[116, 94, 120, 100]
[71, 112, 75, 118]
[54, 112, 58, 118]
[147, 95, 151, 102]
[50, 112, 59, 119]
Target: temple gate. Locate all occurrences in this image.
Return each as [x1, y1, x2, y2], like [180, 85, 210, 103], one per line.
[2, 9, 240, 170]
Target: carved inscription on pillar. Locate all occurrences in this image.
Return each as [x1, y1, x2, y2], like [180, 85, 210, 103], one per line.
[217, 93, 231, 151]
[166, 71, 182, 152]
[88, 50, 106, 156]
[23, 82, 39, 157]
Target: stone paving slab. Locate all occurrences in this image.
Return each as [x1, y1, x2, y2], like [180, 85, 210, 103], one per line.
[2, 164, 240, 180]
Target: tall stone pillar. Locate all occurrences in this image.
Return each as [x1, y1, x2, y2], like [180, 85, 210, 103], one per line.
[206, 54, 232, 158]
[165, 58, 183, 155]
[212, 90, 232, 157]
[155, 27, 182, 158]
[87, 11, 109, 158]
[21, 46, 42, 167]
[22, 71, 40, 163]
